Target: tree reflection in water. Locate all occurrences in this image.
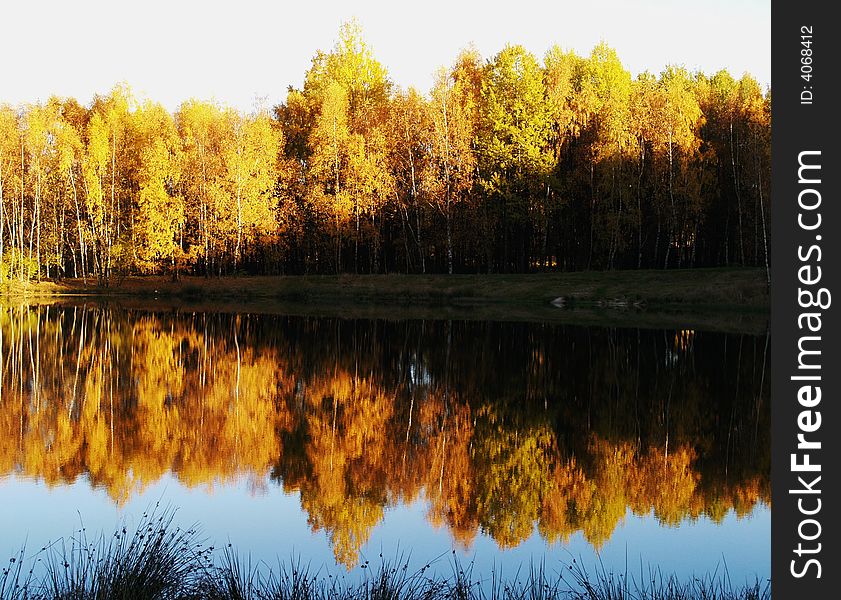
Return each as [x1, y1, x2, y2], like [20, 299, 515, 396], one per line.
[0, 304, 769, 568]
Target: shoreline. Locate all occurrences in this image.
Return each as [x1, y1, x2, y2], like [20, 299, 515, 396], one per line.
[1, 269, 769, 334]
[3, 268, 768, 308]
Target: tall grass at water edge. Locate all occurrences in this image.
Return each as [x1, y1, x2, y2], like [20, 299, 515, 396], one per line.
[1, 509, 771, 600]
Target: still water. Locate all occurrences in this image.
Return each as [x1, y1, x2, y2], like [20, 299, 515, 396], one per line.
[0, 304, 769, 583]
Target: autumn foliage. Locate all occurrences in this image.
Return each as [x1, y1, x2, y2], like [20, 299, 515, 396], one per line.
[0, 305, 770, 567]
[0, 22, 769, 283]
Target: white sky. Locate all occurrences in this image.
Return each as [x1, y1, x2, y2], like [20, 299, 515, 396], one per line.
[1, 0, 770, 112]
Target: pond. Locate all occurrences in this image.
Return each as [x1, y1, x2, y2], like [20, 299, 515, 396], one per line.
[0, 304, 769, 586]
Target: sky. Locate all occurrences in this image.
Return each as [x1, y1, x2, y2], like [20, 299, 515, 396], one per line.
[1, 0, 770, 112]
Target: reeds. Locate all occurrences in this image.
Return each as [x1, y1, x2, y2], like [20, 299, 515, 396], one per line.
[1, 511, 770, 600]
[560, 557, 770, 600]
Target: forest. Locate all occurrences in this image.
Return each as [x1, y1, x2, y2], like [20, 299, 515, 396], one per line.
[0, 22, 770, 283]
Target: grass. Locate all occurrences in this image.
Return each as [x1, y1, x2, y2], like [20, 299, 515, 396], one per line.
[2, 510, 209, 600]
[6, 269, 768, 310]
[4, 268, 769, 335]
[1, 509, 771, 600]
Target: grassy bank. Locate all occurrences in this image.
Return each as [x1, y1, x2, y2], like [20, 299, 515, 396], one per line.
[2, 511, 769, 600]
[3, 269, 769, 334]
[6, 268, 768, 309]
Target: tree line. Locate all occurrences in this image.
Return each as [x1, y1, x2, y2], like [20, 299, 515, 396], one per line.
[0, 22, 770, 282]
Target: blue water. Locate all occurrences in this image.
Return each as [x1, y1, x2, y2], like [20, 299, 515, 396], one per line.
[0, 472, 770, 585]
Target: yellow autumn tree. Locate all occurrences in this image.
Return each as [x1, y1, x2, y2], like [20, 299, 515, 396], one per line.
[133, 101, 184, 275]
[223, 109, 281, 270]
[423, 51, 479, 274]
[176, 100, 229, 273]
[0, 105, 22, 280]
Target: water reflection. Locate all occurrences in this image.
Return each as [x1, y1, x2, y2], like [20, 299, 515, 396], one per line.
[0, 304, 769, 568]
